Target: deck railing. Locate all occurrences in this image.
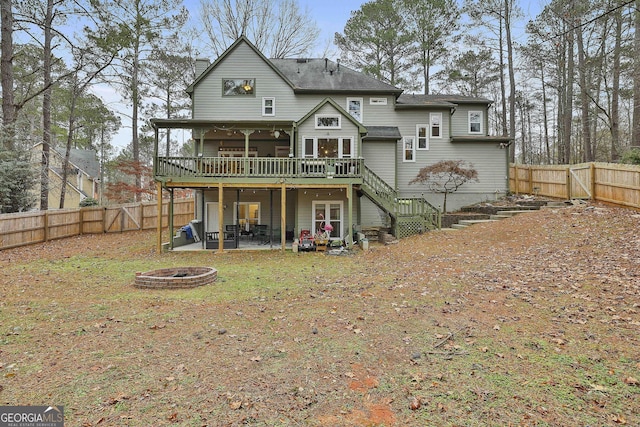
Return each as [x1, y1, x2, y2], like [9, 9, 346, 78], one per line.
[156, 156, 363, 179]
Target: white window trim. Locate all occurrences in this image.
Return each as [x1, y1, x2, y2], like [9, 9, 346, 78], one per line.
[346, 97, 363, 122]
[302, 136, 355, 158]
[369, 97, 387, 105]
[312, 200, 344, 238]
[430, 112, 443, 139]
[469, 110, 483, 134]
[315, 114, 341, 129]
[262, 97, 275, 116]
[303, 137, 317, 158]
[403, 136, 416, 162]
[416, 124, 429, 150]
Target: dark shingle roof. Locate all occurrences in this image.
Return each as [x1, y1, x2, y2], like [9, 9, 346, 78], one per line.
[270, 58, 402, 95]
[53, 147, 100, 178]
[363, 126, 401, 140]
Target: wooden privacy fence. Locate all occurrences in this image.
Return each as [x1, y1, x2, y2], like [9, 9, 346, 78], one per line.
[510, 163, 640, 209]
[0, 198, 194, 251]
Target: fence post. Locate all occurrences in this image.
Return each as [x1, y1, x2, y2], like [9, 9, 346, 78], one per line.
[590, 163, 596, 201]
[79, 208, 84, 235]
[43, 211, 49, 242]
[566, 167, 572, 200]
[514, 165, 519, 195]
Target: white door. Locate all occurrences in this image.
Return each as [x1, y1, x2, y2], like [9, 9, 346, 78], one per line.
[206, 202, 219, 233]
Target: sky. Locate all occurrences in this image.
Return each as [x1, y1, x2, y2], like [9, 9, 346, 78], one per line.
[103, 0, 548, 153]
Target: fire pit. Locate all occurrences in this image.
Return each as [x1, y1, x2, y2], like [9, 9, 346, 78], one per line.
[134, 267, 217, 289]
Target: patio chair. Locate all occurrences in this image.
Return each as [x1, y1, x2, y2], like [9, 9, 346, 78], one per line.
[254, 224, 268, 244]
[225, 224, 237, 239]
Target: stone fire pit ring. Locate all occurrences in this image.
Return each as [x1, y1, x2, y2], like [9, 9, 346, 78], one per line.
[134, 267, 217, 289]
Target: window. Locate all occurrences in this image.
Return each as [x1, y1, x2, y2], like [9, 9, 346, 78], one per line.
[315, 114, 341, 129]
[262, 97, 275, 116]
[347, 98, 363, 122]
[403, 136, 415, 162]
[222, 78, 255, 96]
[430, 113, 442, 138]
[369, 97, 387, 105]
[417, 125, 428, 150]
[234, 202, 260, 232]
[303, 137, 354, 158]
[313, 201, 343, 238]
[469, 111, 483, 134]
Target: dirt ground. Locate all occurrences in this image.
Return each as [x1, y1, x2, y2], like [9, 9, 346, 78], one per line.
[0, 201, 639, 426]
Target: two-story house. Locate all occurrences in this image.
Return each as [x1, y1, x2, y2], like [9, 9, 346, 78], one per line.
[31, 143, 101, 209]
[151, 36, 512, 252]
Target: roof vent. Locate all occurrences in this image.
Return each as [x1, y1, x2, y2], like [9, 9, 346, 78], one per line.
[296, 58, 308, 63]
[337, 58, 340, 71]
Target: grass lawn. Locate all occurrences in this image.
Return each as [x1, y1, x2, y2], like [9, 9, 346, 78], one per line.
[0, 202, 638, 426]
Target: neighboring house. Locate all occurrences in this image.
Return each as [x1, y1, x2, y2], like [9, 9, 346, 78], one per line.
[31, 143, 101, 209]
[151, 36, 511, 251]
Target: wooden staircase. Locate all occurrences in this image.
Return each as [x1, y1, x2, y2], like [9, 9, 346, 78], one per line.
[359, 166, 441, 238]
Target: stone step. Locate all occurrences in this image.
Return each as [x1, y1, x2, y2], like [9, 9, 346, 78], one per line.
[495, 209, 540, 217]
[490, 214, 512, 220]
[458, 219, 499, 226]
[451, 223, 469, 229]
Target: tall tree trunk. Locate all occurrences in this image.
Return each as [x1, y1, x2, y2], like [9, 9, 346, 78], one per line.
[1, 0, 15, 150]
[576, 27, 593, 162]
[132, 32, 141, 201]
[632, 0, 640, 147]
[611, 7, 621, 160]
[540, 63, 551, 164]
[505, 0, 517, 164]
[59, 77, 79, 209]
[563, 29, 575, 164]
[498, 17, 508, 137]
[39, 0, 53, 211]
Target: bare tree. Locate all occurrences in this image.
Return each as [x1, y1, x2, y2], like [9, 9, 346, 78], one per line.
[200, 0, 319, 58]
[409, 160, 479, 213]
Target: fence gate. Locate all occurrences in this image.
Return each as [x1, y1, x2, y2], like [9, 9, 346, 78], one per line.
[569, 165, 592, 199]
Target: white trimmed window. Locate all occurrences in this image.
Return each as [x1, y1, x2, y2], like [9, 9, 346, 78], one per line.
[262, 97, 275, 116]
[369, 97, 387, 105]
[315, 114, 341, 129]
[469, 111, 483, 134]
[303, 137, 354, 158]
[430, 113, 442, 138]
[417, 125, 428, 150]
[313, 201, 344, 238]
[347, 97, 363, 122]
[403, 136, 415, 162]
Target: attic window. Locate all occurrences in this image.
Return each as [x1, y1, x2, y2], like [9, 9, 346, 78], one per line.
[315, 114, 341, 129]
[223, 78, 255, 96]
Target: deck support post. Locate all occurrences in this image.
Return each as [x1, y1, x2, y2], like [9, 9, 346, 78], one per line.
[156, 182, 163, 253]
[281, 183, 287, 251]
[346, 184, 353, 248]
[218, 183, 224, 253]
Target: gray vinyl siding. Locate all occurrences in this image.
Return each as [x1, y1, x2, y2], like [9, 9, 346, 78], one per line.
[396, 141, 509, 211]
[297, 103, 360, 156]
[193, 43, 296, 120]
[295, 190, 349, 236]
[360, 140, 396, 228]
[450, 104, 489, 136]
[193, 44, 400, 125]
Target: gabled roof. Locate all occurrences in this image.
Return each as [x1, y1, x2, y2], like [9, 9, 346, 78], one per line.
[32, 143, 100, 178]
[270, 59, 403, 95]
[186, 36, 296, 95]
[396, 94, 493, 109]
[297, 98, 367, 134]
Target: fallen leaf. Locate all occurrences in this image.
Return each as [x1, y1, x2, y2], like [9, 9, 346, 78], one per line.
[623, 377, 638, 385]
[250, 356, 261, 362]
[409, 397, 421, 410]
[229, 401, 242, 410]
